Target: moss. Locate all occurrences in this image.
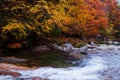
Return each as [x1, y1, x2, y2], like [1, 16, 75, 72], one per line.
[74, 43, 85, 48]
[95, 41, 109, 44]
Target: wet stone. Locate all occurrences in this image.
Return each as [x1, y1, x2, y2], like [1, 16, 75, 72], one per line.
[16, 77, 50, 80]
[0, 57, 27, 64]
[0, 70, 21, 77]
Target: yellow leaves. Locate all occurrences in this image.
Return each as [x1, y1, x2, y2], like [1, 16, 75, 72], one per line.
[2, 21, 24, 31]
[50, 3, 72, 31]
[37, 0, 47, 5]
[41, 20, 53, 33]
[106, 27, 113, 34]
[30, 0, 49, 14]
[1, 20, 28, 40]
[30, 4, 41, 14]
[36, 32, 41, 36]
[26, 25, 33, 30]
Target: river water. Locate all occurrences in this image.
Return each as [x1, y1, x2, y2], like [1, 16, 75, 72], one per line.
[1, 44, 120, 80]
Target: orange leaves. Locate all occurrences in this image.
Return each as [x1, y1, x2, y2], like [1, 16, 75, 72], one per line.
[1, 0, 120, 41]
[67, 0, 109, 37]
[86, 0, 108, 36]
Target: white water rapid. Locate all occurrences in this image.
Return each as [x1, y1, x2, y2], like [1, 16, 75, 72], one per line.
[1, 44, 120, 80]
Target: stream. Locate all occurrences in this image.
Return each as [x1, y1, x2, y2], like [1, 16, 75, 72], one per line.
[1, 44, 120, 80]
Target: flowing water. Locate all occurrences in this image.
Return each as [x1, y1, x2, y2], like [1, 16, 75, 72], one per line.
[1, 44, 120, 80]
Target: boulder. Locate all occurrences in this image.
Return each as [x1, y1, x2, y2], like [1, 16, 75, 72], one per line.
[55, 43, 74, 52]
[69, 53, 85, 59]
[112, 41, 120, 45]
[19, 77, 50, 80]
[108, 40, 113, 44]
[55, 43, 88, 59]
[32, 45, 51, 53]
[80, 46, 88, 53]
[69, 48, 86, 59]
[0, 57, 27, 63]
[0, 70, 21, 77]
[0, 63, 36, 70]
[86, 44, 97, 49]
[63, 43, 74, 51]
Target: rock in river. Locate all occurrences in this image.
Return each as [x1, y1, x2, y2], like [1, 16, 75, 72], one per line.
[0, 70, 21, 77]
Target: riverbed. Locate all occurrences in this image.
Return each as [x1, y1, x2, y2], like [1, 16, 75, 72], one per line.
[0, 44, 120, 80]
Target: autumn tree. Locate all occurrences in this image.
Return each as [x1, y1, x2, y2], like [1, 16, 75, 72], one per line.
[103, 0, 120, 38]
[0, 0, 72, 44]
[66, 0, 108, 38]
[1, 0, 120, 46]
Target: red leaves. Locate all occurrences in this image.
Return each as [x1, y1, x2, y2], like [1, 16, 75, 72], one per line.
[69, 0, 109, 37]
[7, 43, 22, 49]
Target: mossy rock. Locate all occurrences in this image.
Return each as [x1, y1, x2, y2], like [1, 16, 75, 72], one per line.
[74, 43, 85, 48]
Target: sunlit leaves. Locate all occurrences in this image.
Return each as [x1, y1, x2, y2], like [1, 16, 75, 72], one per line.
[0, 0, 120, 43]
[67, 0, 109, 37]
[1, 20, 27, 41]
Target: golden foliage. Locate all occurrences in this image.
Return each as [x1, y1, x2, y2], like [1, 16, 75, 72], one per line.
[1, 20, 27, 40]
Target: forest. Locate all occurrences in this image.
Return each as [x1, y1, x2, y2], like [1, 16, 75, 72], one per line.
[0, 0, 120, 49]
[1, 0, 120, 80]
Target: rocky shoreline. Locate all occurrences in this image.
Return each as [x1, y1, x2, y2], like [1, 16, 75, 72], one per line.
[0, 63, 49, 80]
[0, 42, 120, 80]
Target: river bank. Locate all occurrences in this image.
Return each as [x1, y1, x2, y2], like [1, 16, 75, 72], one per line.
[1, 44, 120, 80]
[0, 43, 120, 80]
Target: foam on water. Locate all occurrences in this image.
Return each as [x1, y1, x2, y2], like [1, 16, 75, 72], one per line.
[1, 44, 120, 80]
[0, 75, 14, 80]
[10, 55, 107, 80]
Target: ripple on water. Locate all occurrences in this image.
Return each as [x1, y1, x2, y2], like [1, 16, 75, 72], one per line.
[8, 54, 107, 80]
[1, 45, 120, 80]
[0, 75, 14, 80]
